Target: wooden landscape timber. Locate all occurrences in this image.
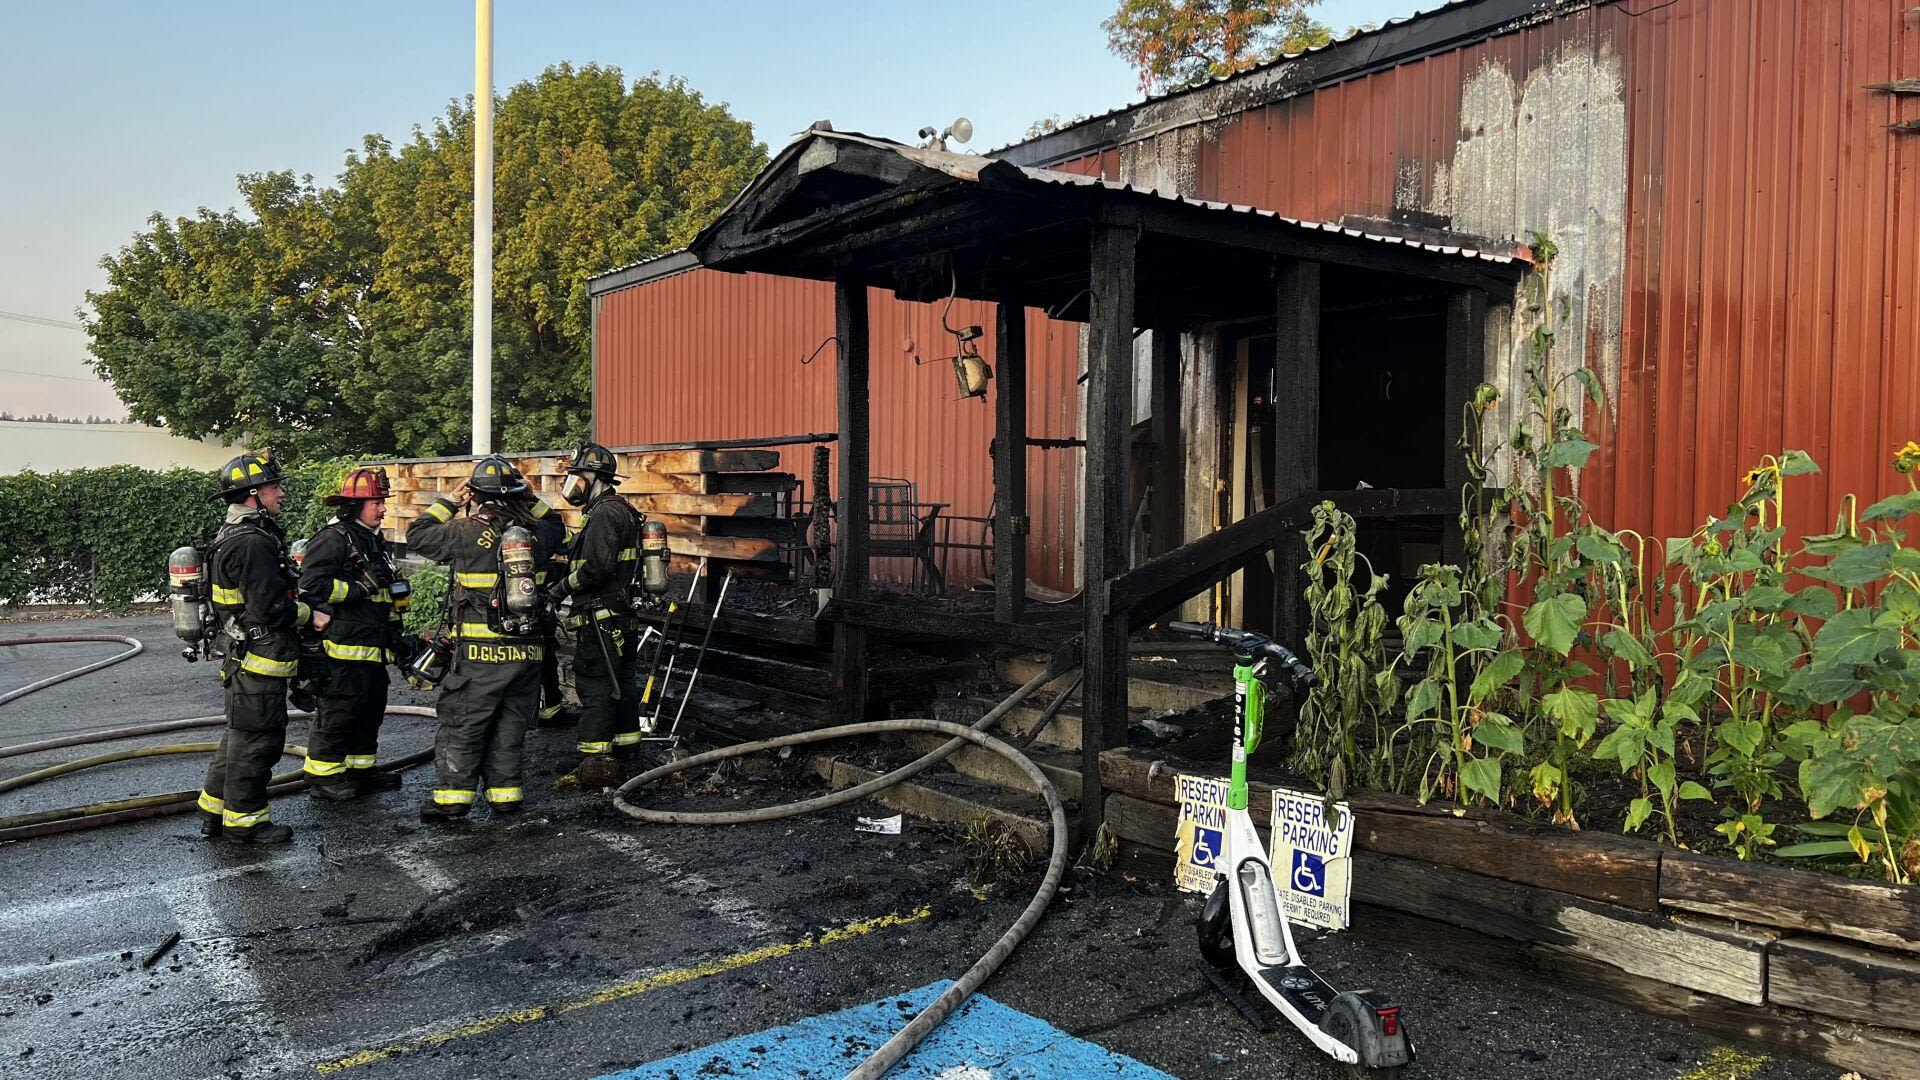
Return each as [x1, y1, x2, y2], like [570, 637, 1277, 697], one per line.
[1660, 848, 1920, 956]
[1099, 743, 1920, 1077]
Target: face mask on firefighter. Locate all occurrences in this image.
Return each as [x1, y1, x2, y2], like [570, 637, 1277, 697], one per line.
[561, 471, 595, 506]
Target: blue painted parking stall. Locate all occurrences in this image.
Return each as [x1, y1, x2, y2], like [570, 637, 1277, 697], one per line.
[599, 980, 1174, 1079]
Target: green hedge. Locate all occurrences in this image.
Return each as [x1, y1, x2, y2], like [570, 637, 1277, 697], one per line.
[0, 459, 362, 611]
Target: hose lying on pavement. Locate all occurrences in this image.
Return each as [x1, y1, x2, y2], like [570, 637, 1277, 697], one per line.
[613, 663, 1079, 1080]
[0, 706, 438, 842]
[0, 634, 145, 707]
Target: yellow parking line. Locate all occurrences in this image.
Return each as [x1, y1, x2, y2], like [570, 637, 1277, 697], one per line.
[313, 905, 932, 1074]
[1674, 1046, 1769, 1080]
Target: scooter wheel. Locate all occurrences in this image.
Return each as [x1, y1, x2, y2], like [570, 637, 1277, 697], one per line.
[1197, 879, 1234, 968]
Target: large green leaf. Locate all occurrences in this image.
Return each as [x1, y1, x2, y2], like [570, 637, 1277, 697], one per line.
[1623, 797, 1653, 832]
[1803, 542, 1899, 589]
[1861, 491, 1920, 524]
[1809, 606, 1902, 669]
[1601, 628, 1655, 670]
[1774, 840, 1859, 858]
[1715, 717, 1766, 757]
[1459, 757, 1504, 804]
[1779, 449, 1821, 476]
[1523, 593, 1587, 657]
[1448, 618, 1503, 652]
[1403, 679, 1442, 720]
[1468, 649, 1525, 705]
[1543, 438, 1599, 470]
[1543, 686, 1601, 744]
[1788, 585, 1840, 619]
[1474, 714, 1527, 755]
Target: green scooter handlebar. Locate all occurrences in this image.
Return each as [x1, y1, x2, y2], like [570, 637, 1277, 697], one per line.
[1165, 620, 1317, 689]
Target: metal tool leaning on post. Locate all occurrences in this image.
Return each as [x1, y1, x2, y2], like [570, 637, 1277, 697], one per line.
[405, 456, 555, 821]
[296, 467, 412, 802]
[181, 452, 328, 844]
[546, 441, 643, 784]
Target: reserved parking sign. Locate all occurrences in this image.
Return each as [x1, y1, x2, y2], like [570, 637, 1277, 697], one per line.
[1268, 787, 1355, 930]
[1171, 774, 1230, 894]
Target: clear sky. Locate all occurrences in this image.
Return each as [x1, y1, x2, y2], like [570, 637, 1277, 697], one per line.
[0, 0, 1422, 419]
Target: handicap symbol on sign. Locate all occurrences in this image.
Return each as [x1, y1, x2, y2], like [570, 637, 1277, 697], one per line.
[1190, 826, 1223, 869]
[1291, 850, 1326, 897]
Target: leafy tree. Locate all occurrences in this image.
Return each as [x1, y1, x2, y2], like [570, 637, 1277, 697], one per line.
[1104, 0, 1333, 93]
[83, 65, 766, 460]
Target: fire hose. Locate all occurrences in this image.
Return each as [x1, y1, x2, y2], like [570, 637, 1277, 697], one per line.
[2, 633, 434, 842]
[0, 634, 144, 707]
[613, 661, 1080, 1080]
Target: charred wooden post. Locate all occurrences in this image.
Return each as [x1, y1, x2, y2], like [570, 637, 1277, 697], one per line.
[810, 442, 833, 599]
[1442, 287, 1487, 566]
[993, 301, 1028, 625]
[832, 274, 871, 721]
[1082, 217, 1139, 840]
[1148, 327, 1183, 559]
[1271, 260, 1320, 651]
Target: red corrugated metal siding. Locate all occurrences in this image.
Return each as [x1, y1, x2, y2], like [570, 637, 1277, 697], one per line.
[595, 269, 1083, 589]
[1054, 0, 1920, 549]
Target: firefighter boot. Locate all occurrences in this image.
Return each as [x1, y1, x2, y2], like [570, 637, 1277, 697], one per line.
[199, 811, 222, 839]
[353, 769, 404, 792]
[419, 800, 471, 823]
[225, 822, 294, 845]
[308, 777, 360, 803]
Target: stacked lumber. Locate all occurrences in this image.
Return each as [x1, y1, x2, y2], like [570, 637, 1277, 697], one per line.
[616, 449, 800, 583]
[370, 448, 803, 584]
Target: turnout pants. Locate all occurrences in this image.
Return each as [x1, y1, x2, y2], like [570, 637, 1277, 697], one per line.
[572, 614, 640, 755]
[539, 626, 565, 720]
[305, 660, 390, 784]
[200, 668, 290, 830]
[431, 644, 541, 808]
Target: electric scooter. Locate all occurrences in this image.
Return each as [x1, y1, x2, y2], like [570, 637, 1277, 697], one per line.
[1166, 620, 1414, 1079]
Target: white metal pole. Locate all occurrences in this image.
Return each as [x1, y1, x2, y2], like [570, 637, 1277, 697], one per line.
[471, 0, 494, 455]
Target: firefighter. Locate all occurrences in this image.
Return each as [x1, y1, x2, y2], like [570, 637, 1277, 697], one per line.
[297, 467, 409, 801]
[406, 456, 553, 820]
[546, 441, 641, 784]
[197, 452, 326, 844]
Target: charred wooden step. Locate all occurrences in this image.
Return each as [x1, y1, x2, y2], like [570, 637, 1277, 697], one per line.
[887, 731, 1084, 802]
[805, 753, 1073, 857]
[995, 653, 1231, 713]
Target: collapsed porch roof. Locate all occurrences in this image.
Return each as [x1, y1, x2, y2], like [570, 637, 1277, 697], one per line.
[689, 127, 1527, 325]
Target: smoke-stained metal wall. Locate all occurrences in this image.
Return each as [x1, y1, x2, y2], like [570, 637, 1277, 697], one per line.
[594, 267, 1086, 589]
[1052, 0, 1920, 547]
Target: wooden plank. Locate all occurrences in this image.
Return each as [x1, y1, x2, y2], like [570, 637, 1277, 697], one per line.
[1441, 287, 1487, 565]
[631, 493, 776, 518]
[1354, 799, 1660, 911]
[625, 449, 782, 475]
[710, 472, 799, 494]
[1104, 792, 1177, 850]
[1660, 848, 1920, 956]
[1109, 487, 1454, 629]
[617, 472, 708, 495]
[1769, 936, 1920, 1032]
[1271, 259, 1319, 650]
[833, 272, 871, 721]
[1355, 852, 1773, 1004]
[1082, 219, 1139, 843]
[1358, 906, 1920, 1080]
[1227, 338, 1251, 629]
[1148, 327, 1183, 559]
[665, 533, 781, 563]
[1179, 327, 1222, 622]
[828, 598, 1073, 650]
[993, 300, 1028, 624]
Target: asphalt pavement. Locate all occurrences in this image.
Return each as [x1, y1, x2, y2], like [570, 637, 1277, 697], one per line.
[0, 615, 1845, 1080]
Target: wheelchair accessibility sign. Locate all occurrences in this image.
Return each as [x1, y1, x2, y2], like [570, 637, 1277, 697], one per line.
[1269, 787, 1354, 931]
[1171, 774, 1230, 894]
